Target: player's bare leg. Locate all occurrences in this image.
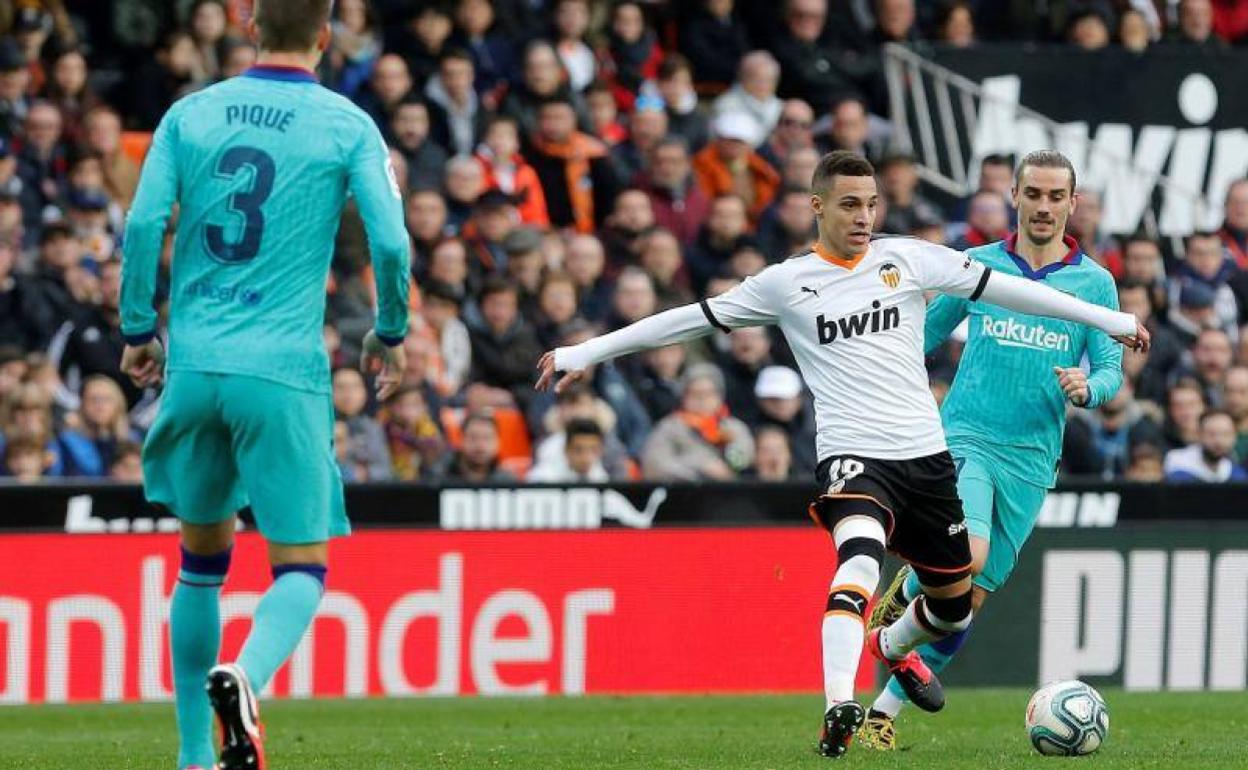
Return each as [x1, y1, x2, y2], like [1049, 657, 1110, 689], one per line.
[171, 518, 236, 770]
[208, 541, 328, 770]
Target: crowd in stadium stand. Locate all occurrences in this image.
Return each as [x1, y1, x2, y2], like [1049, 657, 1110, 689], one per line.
[1, 0, 1248, 486]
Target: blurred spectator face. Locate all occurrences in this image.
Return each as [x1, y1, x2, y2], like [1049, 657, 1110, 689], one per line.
[785, 0, 827, 43]
[373, 55, 412, 105]
[4, 440, 46, 482]
[407, 191, 447, 241]
[462, 417, 501, 470]
[778, 190, 815, 236]
[100, 261, 121, 311]
[556, 389, 596, 423]
[485, 120, 519, 159]
[339, 0, 370, 32]
[1117, 285, 1152, 325]
[1098, 385, 1132, 432]
[729, 326, 770, 366]
[630, 108, 668, 152]
[565, 430, 604, 476]
[6, 384, 52, 440]
[110, 447, 144, 482]
[1186, 233, 1225, 279]
[25, 103, 63, 155]
[475, 202, 516, 243]
[1194, 329, 1233, 384]
[682, 375, 723, 416]
[0, 195, 20, 233]
[507, 249, 542, 292]
[1225, 367, 1248, 421]
[81, 377, 123, 433]
[649, 141, 691, 188]
[880, 158, 918, 201]
[612, 190, 655, 233]
[612, 3, 647, 43]
[333, 368, 369, 417]
[392, 102, 430, 151]
[416, 8, 453, 48]
[1200, 412, 1236, 460]
[657, 62, 694, 107]
[1014, 165, 1076, 246]
[706, 275, 740, 297]
[224, 44, 258, 78]
[0, 61, 30, 102]
[775, 100, 814, 149]
[85, 109, 123, 156]
[539, 276, 578, 324]
[968, 191, 1008, 238]
[441, 56, 475, 103]
[422, 293, 459, 328]
[334, 419, 351, 463]
[754, 427, 792, 481]
[708, 196, 748, 241]
[556, 0, 591, 39]
[565, 235, 605, 287]
[830, 99, 868, 153]
[646, 344, 685, 379]
[165, 34, 198, 78]
[613, 270, 657, 322]
[640, 230, 682, 284]
[0, 355, 27, 398]
[40, 230, 78, 272]
[759, 392, 802, 423]
[1180, 0, 1214, 43]
[64, 263, 99, 304]
[1123, 239, 1162, 283]
[70, 156, 105, 191]
[482, 288, 519, 333]
[1169, 385, 1205, 441]
[729, 245, 766, 277]
[51, 51, 87, 97]
[445, 158, 484, 204]
[524, 43, 563, 96]
[715, 135, 750, 165]
[1069, 14, 1110, 50]
[1225, 180, 1248, 230]
[783, 147, 821, 189]
[739, 52, 780, 100]
[389, 388, 429, 429]
[192, 1, 229, 44]
[979, 159, 1013, 197]
[941, 3, 975, 46]
[1125, 443, 1163, 481]
[538, 103, 577, 144]
[876, 0, 916, 41]
[587, 89, 618, 136]
[457, 0, 495, 37]
[1119, 9, 1151, 53]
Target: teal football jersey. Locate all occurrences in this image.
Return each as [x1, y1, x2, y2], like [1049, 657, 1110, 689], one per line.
[925, 236, 1123, 486]
[120, 65, 409, 394]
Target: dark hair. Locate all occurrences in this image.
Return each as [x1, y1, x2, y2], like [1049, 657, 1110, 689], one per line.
[779, 184, 811, 201]
[658, 53, 691, 80]
[537, 94, 575, 111]
[111, 440, 142, 463]
[440, 46, 474, 67]
[461, 412, 498, 435]
[1186, 229, 1221, 246]
[486, 113, 519, 132]
[981, 153, 1013, 169]
[811, 150, 875, 196]
[1121, 231, 1159, 251]
[254, 0, 332, 53]
[1014, 150, 1077, 193]
[480, 276, 519, 301]
[565, 417, 603, 442]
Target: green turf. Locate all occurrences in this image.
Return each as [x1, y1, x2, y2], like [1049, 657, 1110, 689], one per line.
[2, 690, 1245, 769]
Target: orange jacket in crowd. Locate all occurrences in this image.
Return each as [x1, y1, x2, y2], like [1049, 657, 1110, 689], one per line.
[474, 150, 550, 228]
[691, 145, 781, 224]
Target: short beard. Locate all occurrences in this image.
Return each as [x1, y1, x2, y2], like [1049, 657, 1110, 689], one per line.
[1027, 229, 1057, 245]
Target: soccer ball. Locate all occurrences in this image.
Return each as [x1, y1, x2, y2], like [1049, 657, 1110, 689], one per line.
[1024, 680, 1109, 756]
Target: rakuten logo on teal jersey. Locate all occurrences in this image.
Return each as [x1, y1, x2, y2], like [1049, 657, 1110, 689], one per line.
[980, 316, 1071, 352]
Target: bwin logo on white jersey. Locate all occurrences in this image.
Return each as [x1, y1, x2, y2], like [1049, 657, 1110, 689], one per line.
[981, 316, 1072, 352]
[817, 300, 900, 344]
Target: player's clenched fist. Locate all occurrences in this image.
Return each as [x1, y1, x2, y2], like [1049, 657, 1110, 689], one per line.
[121, 339, 166, 388]
[1052, 366, 1089, 406]
[360, 331, 407, 400]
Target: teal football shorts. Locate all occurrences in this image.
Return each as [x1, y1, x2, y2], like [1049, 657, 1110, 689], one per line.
[951, 450, 1048, 592]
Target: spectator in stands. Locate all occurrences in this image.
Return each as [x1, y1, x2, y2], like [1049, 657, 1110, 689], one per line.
[187, 0, 234, 83]
[528, 416, 609, 482]
[55, 259, 142, 407]
[717, 325, 773, 425]
[758, 99, 815, 172]
[325, 0, 381, 100]
[2, 379, 95, 477]
[1165, 409, 1247, 481]
[1125, 441, 1164, 481]
[41, 48, 95, 145]
[1068, 188, 1120, 272]
[752, 365, 817, 476]
[773, 0, 859, 107]
[503, 40, 589, 140]
[551, 0, 595, 93]
[641, 363, 754, 481]
[73, 374, 141, 474]
[1169, 231, 1240, 342]
[2, 434, 47, 481]
[1162, 382, 1206, 451]
[687, 193, 752, 290]
[434, 412, 518, 483]
[451, 0, 516, 96]
[1179, 327, 1235, 407]
[358, 53, 412, 132]
[468, 277, 542, 409]
[1062, 382, 1163, 479]
[30, 223, 89, 343]
[388, 4, 452, 88]
[748, 423, 796, 481]
[693, 113, 780, 226]
[442, 154, 485, 231]
[501, 226, 544, 322]
[637, 137, 709, 246]
[596, 0, 663, 113]
[1118, 7, 1153, 53]
[818, 96, 877, 164]
[679, 0, 750, 91]
[0, 176, 22, 249]
[780, 147, 821, 192]
[937, 0, 976, 47]
[532, 383, 632, 479]
[1226, 366, 1248, 461]
[878, 153, 942, 235]
[333, 418, 356, 481]
[555, 319, 653, 456]
[1118, 281, 1183, 403]
[1218, 178, 1248, 270]
[463, 188, 518, 281]
[475, 115, 549, 227]
[0, 237, 45, 351]
[419, 280, 472, 398]
[222, 40, 258, 79]
[638, 228, 693, 310]
[380, 384, 445, 482]
[83, 106, 139, 207]
[727, 242, 767, 279]
[600, 188, 655, 266]
[1121, 233, 1170, 316]
[564, 234, 612, 322]
[584, 80, 627, 147]
[1169, 281, 1225, 348]
[711, 51, 783, 149]
[757, 185, 816, 261]
[425, 48, 487, 157]
[16, 101, 67, 229]
[631, 343, 685, 422]
[651, 55, 708, 153]
[535, 270, 580, 349]
[390, 96, 447, 191]
[948, 190, 1009, 250]
[333, 367, 394, 481]
[527, 96, 620, 234]
[127, 30, 197, 130]
[1068, 9, 1112, 50]
[406, 189, 450, 272]
[109, 440, 143, 482]
[611, 94, 668, 184]
[1170, 0, 1227, 48]
[606, 266, 657, 335]
[0, 40, 31, 140]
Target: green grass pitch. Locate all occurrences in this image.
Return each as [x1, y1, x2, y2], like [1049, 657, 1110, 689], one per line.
[2, 690, 1245, 769]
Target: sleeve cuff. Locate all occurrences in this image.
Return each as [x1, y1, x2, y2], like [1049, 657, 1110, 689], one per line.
[376, 332, 405, 347]
[123, 329, 157, 345]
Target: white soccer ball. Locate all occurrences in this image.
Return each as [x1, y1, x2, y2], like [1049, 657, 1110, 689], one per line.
[1025, 680, 1109, 756]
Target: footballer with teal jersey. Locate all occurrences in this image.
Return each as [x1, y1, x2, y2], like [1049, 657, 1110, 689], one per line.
[119, 2, 409, 768]
[860, 151, 1125, 751]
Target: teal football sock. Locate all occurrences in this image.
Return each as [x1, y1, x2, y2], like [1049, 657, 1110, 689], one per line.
[171, 546, 231, 769]
[237, 565, 326, 692]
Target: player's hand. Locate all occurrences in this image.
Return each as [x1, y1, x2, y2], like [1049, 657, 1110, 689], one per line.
[1053, 366, 1089, 407]
[120, 339, 165, 388]
[1112, 320, 1151, 353]
[535, 350, 586, 394]
[360, 331, 406, 401]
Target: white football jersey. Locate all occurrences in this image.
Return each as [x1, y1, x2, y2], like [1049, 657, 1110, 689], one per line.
[704, 237, 990, 462]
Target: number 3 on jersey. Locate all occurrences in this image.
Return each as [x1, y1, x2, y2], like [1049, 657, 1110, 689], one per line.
[205, 146, 275, 264]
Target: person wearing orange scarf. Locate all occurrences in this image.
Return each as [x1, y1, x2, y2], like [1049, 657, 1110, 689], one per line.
[525, 96, 622, 234]
[640, 363, 754, 480]
[692, 111, 781, 226]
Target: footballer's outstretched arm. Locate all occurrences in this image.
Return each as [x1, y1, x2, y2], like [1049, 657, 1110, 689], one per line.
[972, 270, 1149, 351]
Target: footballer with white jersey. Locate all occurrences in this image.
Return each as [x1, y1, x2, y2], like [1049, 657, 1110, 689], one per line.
[535, 151, 1149, 759]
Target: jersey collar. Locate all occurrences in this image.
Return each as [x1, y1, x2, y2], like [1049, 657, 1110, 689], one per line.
[1003, 232, 1082, 280]
[812, 241, 868, 270]
[243, 65, 318, 84]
